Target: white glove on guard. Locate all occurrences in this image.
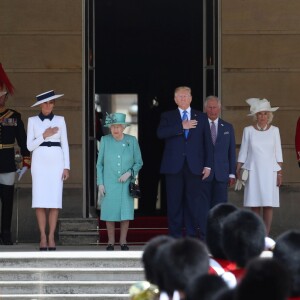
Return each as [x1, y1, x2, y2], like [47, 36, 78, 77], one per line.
[16, 166, 28, 181]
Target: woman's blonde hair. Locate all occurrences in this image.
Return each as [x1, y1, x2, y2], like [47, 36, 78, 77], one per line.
[253, 112, 274, 124]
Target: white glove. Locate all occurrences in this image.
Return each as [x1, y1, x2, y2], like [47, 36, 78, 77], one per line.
[118, 171, 131, 183]
[234, 179, 245, 191]
[265, 237, 276, 251]
[221, 271, 237, 289]
[16, 166, 28, 181]
[98, 185, 105, 197]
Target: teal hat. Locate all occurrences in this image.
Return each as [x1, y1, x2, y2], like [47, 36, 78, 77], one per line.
[104, 112, 130, 127]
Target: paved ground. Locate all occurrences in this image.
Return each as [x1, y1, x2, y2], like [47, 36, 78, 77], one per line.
[0, 243, 144, 252]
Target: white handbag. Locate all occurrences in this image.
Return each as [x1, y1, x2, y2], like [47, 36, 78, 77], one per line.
[241, 169, 249, 181]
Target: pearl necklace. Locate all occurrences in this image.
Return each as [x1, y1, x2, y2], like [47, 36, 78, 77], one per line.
[257, 124, 268, 131]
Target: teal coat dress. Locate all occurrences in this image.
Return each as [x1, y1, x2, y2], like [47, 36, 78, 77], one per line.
[96, 134, 143, 221]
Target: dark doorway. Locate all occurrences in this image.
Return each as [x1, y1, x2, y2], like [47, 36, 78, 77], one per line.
[90, 0, 218, 216]
[95, 0, 205, 107]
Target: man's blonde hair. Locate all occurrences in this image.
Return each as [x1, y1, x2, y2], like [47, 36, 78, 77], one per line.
[174, 86, 192, 96]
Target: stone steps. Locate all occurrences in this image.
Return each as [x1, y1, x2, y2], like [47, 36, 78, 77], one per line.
[0, 281, 135, 295]
[58, 218, 99, 246]
[58, 217, 168, 246]
[0, 294, 129, 299]
[0, 251, 144, 299]
[0, 268, 143, 281]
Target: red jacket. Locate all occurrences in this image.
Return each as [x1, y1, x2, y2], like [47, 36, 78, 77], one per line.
[295, 117, 300, 162]
[209, 258, 237, 273]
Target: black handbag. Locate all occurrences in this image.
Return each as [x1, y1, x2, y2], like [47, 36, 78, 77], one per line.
[129, 181, 141, 198]
[129, 168, 141, 198]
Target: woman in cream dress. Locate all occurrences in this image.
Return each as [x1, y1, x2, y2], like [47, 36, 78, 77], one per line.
[27, 90, 70, 250]
[236, 98, 283, 235]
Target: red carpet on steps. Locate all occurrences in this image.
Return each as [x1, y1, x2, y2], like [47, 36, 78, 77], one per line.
[98, 216, 168, 245]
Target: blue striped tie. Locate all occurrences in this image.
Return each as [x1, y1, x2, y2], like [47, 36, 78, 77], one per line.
[182, 110, 189, 138]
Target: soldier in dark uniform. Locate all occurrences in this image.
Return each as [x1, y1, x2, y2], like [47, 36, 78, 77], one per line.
[0, 63, 30, 245]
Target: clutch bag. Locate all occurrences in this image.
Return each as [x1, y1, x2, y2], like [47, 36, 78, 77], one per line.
[241, 169, 249, 181]
[129, 181, 141, 198]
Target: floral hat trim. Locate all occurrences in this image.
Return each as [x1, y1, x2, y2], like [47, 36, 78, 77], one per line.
[104, 112, 131, 127]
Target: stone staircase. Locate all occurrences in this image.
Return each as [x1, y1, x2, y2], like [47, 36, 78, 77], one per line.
[0, 251, 144, 299]
[58, 217, 168, 246]
[58, 218, 99, 246]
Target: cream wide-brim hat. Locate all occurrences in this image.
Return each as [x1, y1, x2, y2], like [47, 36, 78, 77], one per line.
[31, 90, 64, 107]
[246, 98, 279, 116]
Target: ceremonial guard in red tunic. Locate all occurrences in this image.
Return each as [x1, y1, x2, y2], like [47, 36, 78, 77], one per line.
[295, 117, 300, 167]
[0, 63, 30, 244]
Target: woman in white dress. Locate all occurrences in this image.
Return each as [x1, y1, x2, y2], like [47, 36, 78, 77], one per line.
[236, 98, 283, 235]
[27, 90, 70, 250]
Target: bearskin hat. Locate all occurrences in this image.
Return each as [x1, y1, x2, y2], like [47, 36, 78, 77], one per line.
[222, 209, 266, 267]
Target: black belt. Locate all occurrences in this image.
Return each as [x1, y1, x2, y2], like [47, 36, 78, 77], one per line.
[40, 142, 61, 147]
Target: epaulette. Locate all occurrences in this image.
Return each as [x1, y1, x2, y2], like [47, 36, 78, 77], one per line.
[0, 109, 14, 121]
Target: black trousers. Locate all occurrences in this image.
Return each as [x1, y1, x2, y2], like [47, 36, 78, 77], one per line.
[0, 184, 14, 235]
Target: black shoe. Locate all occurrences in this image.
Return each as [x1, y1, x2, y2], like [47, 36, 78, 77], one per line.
[106, 244, 114, 251]
[2, 240, 13, 245]
[1, 233, 13, 245]
[48, 247, 56, 251]
[1, 237, 13, 245]
[39, 247, 48, 251]
[120, 244, 129, 251]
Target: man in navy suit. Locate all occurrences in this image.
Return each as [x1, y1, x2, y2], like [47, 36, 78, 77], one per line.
[203, 96, 236, 209]
[157, 86, 212, 239]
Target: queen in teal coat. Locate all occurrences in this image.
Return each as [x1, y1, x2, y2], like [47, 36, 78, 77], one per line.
[96, 113, 143, 251]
